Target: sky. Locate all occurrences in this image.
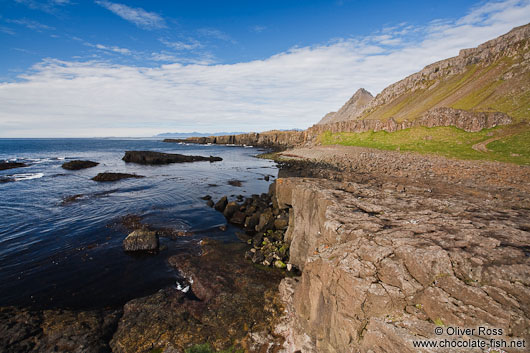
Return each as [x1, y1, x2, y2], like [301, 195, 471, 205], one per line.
[0, 0, 529, 137]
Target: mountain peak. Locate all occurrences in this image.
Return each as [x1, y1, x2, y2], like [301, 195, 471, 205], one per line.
[317, 88, 373, 125]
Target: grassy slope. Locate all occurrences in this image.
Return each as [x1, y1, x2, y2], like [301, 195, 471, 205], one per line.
[320, 125, 530, 165]
[318, 39, 530, 165]
[360, 43, 530, 123]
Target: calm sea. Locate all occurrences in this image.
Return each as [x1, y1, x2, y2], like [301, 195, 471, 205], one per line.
[0, 138, 277, 309]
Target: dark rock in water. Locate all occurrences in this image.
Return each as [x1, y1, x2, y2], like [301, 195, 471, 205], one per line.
[122, 151, 222, 165]
[0, 177, 14, 183]
[264, 175, 270, 181]
[256, 208, 274, 232]
[123, 230, 159, 252]
[92, 173, 144, 182]
[223, 201, 239, 219]
[214, 196, 228, 212]
[230, 211, 246, 225]
[206, 199, 214, 207]
[0, 162, 27, 171]
[228, 179, 243, 187]
[235, 231, 251, 242]
[61, 160, 99, 170]
[219, 225, 227, 231]
[201, 195, 212, 200]
[0, 306, 120, 353]
[244, 213, 260, 230]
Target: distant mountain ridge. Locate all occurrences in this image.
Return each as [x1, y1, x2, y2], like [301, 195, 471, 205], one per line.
[155, 132, 246, 138]
[313, 23, 530, 132]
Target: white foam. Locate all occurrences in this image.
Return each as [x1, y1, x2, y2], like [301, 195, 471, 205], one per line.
[13, 173, 44, 181]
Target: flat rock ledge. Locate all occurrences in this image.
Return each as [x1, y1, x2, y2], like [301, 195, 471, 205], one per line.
[122, 150, 222, 165]
[273, 177, 530, 352]
[61, 160, 99, 170]
[123, 229, 159, 252]
[91, 173, 144, 182]
[0, 161, 27, 171]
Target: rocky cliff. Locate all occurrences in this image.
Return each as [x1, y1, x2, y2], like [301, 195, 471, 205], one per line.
[274, 176, 530, 352]
[316, 88, 374, 125]
[307, 23, 529, 142]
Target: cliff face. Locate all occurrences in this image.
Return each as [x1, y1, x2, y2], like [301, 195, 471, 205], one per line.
[275, 177, 530, 352]
[316, 88, 374, 125]
[164, 130, 306, 149]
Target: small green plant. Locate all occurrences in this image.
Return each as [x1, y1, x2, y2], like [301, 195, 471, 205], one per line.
[184, 343, 244, 353]
[433, 318, 445, 327]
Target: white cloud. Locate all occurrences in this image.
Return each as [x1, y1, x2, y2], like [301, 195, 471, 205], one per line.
[6, 18, 55, 31]
[95, 1, 166, 29]
[197, 28, 236, 43]
[1, 0, 529, 137]
[159, 38, 203, 51]
[14, 0, 71, 14]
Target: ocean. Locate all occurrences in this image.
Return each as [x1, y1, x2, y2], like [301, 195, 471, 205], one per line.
[0, 138, 277, 309]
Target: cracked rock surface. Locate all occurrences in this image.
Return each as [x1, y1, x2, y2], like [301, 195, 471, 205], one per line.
[274, 177, 529, 353]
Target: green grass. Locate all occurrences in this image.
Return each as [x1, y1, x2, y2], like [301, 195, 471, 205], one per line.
[319, 125, 530, 165]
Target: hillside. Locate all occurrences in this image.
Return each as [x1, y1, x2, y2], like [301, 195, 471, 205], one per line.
[316, 88, 374, 124]
[316, 23, 530, 126]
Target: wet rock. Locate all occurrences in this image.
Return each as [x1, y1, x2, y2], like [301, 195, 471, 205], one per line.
[274, 216, 289, 230]
[256, 208, 274, 232]
[92, 173, 144, 182]
[0, 177, 14, 183]
[111, 242, 285, 352]
[228, 179, 243, 187]
[201, 195, 212, 200]
[206, 199, 214, 207]
[123, 229, 159, 252]
[0, 307, 120, 353]
[244, 213, 260, 230]
[61, 160, 99, 170]
[223, 201, 239, 219]
[0, 162, 27, 171]
[122, 151, 222, 165]
[230, 211, 246, 225]
[214, 196, 228, 212]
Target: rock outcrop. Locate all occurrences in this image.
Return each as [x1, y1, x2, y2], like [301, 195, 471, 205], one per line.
[122, 151, 222, 164]
[273, 177, 530, 352]
[0, 161, 27, 171]
[164, 130, 305, 149]
[91, 173, 144, 182]
[61, 160, 99, 170]
[316, 88, 374, 125]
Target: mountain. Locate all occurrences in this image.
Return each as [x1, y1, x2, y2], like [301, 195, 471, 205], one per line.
[315, 23, 530, 129]
[316, 88, 374, 125]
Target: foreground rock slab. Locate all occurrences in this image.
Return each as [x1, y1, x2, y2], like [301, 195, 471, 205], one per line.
[110, 241, 286, 352]
[123, 229, 159, 252]
[122, 150, 222, 165]
[91, 173, 144, 182]
[0, 307, 120, 353]
[61, 160, 99, 170]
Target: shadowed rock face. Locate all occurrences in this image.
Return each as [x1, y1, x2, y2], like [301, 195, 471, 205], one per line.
[122, 151, 222, 165]
[61, 160, 99, 170]
[0, 162, 27, 171]
[91, 173, 144, 182]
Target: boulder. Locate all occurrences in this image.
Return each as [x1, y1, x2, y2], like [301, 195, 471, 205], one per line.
[223, 201, 239, 219]
[123, 230, 159, 252]
[61, 160, 99, 170]
[214, 196, 228, 212]
[230, 211, 246, 225]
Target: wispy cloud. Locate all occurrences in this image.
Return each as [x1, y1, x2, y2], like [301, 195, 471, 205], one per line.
[91, 43, 132, 55]
[14, 0, 71, 14]
[95, 1, 166, 29]
[251, 25, 267, 33]
[197, 28, 236, 43]
[159, 38, 203, 51]
[0, 26, 16, 35]
[1, 0, 529, 137]
[6, 18, 55, 32]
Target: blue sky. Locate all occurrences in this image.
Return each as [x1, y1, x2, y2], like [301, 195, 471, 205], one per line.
[0, 0, 529, 137]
